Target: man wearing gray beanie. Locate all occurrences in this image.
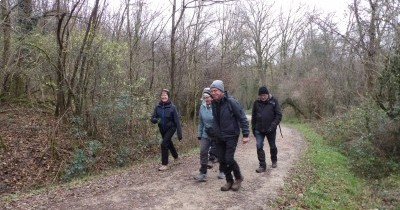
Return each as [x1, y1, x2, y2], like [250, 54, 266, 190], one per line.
[209, 79, 250, 191]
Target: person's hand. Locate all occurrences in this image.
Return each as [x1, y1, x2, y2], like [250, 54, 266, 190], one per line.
[267, 126, 276, 134]
[150, 118, 158, 124]
[242, 137, 250, 144]
[178, 136, 182, 141]
[252, 128, 256, 137]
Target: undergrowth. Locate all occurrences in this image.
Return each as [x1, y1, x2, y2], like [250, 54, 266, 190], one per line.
[275, 123, 381, 209]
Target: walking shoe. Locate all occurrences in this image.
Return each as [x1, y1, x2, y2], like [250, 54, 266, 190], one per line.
[255, 167, 266, 173]
[272, 162, 277, 168]
[231, 177, 243, 191]
[217, 172, 225, 179]
[193, 173, 207, 182]
[158, 165, 169, 171]
[221, 181, 233, 191]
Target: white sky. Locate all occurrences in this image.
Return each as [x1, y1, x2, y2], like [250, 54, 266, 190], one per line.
[100, 0, 354, 36]
[105, 0, 352, 14]
[102, 0, 354, 32]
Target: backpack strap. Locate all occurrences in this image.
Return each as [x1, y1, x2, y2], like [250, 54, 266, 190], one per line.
[226, 97, 239, 119]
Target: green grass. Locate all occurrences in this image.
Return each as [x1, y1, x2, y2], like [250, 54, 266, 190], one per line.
[275, 123, 381, 209]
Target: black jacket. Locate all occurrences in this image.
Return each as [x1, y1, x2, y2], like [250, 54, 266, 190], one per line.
[251, 95, 282, 133]
[211, 93, 249, 138]
[151, 101, 182, 139]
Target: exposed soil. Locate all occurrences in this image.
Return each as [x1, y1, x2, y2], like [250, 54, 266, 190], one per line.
[1, 125, 306, 210]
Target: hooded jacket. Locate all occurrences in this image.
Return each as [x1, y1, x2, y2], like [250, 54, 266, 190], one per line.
[197, 101, 213, 139]
[251, 94, 282, 133]
[211, 92, 249, 138]
[151, 101, 182, 139]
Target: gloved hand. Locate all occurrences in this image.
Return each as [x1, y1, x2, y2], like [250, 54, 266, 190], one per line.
[197, 137, 201, 140]
[252, 128, 256, 136]
[267, 126, 275, 134]
[150, 118, 158, 124]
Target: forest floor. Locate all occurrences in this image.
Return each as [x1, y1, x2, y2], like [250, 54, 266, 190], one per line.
[1, 117, 306, 209]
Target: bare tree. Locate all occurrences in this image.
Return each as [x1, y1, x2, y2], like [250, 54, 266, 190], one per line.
[169, 0, 187, 99]
[240, 0, 279, 86]
[277, 4, 306, 77]
[1, 0, 11, 95]
[55, 0, 81, 116]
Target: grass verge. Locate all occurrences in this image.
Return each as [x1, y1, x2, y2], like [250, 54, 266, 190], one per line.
[274, 123, 381, 209]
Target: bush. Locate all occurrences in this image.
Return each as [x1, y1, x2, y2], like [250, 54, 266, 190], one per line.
[318, 100, 400, 179]
[63, 149, 87, 182]
[62, 140, 104, 182]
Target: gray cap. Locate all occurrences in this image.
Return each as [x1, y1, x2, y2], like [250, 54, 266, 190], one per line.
[210, 80, 224, 92]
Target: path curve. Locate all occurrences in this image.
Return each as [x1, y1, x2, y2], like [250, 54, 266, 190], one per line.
[2, 125, 306, 210]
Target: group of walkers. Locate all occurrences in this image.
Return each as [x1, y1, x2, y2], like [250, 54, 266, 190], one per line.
[150, 80, 282, 191]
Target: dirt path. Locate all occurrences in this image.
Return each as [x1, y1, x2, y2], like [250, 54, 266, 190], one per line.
[2, 125, 305, 210]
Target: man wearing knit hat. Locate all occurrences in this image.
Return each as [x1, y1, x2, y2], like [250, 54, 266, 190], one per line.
[251, 86, 282, 172]
[209, 80, 250, 191]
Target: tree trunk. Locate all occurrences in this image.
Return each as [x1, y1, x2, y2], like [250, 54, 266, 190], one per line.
[1, 0, 11, 95]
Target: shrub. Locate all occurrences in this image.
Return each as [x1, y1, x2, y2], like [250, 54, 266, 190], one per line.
[62, 140, 104, 181]
[318, 100, 400, 179]
[63, 149, 87, 182]
[116, 146, 130, 167]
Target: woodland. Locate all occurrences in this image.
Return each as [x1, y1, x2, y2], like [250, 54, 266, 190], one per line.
[0, 0, 399, 205]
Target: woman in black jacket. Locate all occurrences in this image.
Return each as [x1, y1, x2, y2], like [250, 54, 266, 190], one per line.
[151, 89, 182, 171]
[251, 86, 282, 172]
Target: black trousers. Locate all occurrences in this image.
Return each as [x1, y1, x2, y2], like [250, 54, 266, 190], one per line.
[216, 136, 242, 182]
[160, 127, 178, 165]
[255, 129, 277, 168]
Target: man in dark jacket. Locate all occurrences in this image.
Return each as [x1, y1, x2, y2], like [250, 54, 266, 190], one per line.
[251, 86, 282, 172]
[209, 80, 250, 191]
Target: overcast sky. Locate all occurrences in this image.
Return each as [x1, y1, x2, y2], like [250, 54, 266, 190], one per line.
[102, 0, 353, 32]
[105, 0, 352, 15]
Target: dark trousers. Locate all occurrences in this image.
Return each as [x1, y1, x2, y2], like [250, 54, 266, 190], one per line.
[216, 136, 242, 182]
[208, 140, 217, 161]
[160, 127, 178, 165]
[199, 137, 212, 174]
[255, 129, 277, 168]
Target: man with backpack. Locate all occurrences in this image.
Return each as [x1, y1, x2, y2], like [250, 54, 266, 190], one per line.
[251, 86, 282, 172]
[209, 80, 250, 191]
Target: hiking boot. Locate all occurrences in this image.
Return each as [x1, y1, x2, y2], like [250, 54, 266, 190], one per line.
[158, 165, 169, 171]
[272, 162, 277, 168]
[231, 178, 243, 191]
[217, 172, 225, 179]
[221, 181, 233, 191]
[255, 167, 266, 173]
[193, 173, 207, 182]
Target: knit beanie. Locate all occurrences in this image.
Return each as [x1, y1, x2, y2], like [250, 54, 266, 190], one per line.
[202, 87, 212, 98]
[210, 80, 224, 92]
[258, 86, 269, 95]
